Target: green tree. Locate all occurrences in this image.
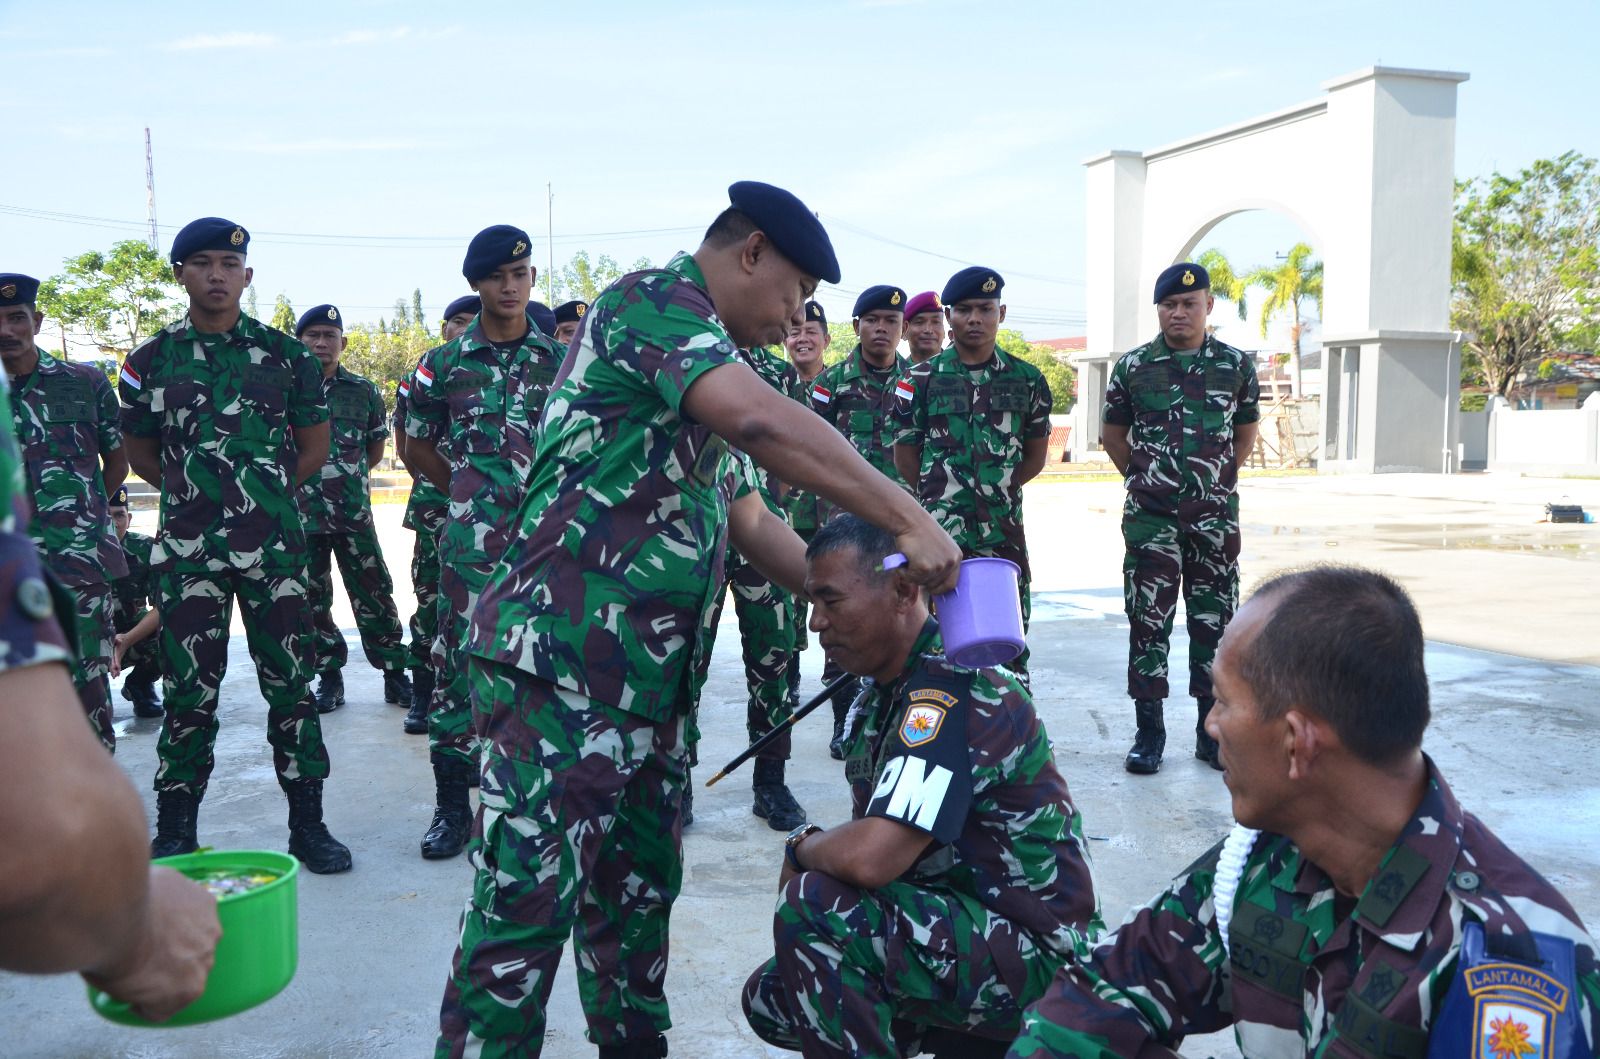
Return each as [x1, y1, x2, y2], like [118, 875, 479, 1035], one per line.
[271, 294, 296, 334]
[542, 251, 653, 304]
[1246, 242, 1322, 394]
[1195, 248, 1250, 322]
[35, 239, 183, 357]
[1453, 151, 1600, 397]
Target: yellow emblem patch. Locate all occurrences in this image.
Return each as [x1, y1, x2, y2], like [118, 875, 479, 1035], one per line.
[326, 306, 338, 320]
[909, 687, 959, 709]
[901, 703, 946, 747]
[576, 303, 587, 317]
[981, 276, 997, 294]
[513, 239, 528, 256]
[1182, 269, 1195, 286]
[229, 227, 245, 246]
[0, 283, 14, 300]
[890, 291, 902, 306]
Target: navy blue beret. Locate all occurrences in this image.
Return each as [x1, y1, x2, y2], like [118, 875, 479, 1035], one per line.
[295, 303, 343, 337]
[109, 485, 129, 507]
[463, 224, 533, 283]
[727, 181, 841, 285]
[0, 273, 40, 307]
[171, 217, 249, 264]
[442, 295, 481, 321]
[941, 266, 1004, 304]
[526, 301, 557, 335]
[852, 285, 906, 318]
[554, 300, 589, 325]
[1153, 262, 1209, 303]
[803, 301, 827, 329]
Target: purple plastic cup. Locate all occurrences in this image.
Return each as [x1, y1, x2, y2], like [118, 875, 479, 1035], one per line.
[882, 554, 1025, 667]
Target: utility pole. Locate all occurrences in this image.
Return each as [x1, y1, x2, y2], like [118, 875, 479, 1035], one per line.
[144, 127, 159, 253]
[547, 183, 556, 305]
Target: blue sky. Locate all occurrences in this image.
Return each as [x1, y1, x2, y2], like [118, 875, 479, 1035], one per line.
[4, 0, 1596, 346]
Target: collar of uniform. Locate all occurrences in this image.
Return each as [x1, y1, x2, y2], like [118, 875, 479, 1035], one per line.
[33, 349, 68, 376]
[1290, 755, 1463, 952]
[666, 250, 709, 298]
[882, 616, 943, 698]
[462, 316, 535, 355]
[178, 311, 257, 345]
[1148, 332, 1211, 363]
[841, 345, 907, 381]
[940, 343, 1010, 372]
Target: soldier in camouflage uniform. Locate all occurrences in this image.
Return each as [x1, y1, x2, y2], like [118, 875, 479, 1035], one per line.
[1102, 262, 1259, 775]
[294, 304, 411, 714]
[903, 289, 945, 365]
[437, 182, 960, 1059]
[107, 485, 163, 717]
[405, 227, 564, 861]
[394, 294, 477, 736]
[743, 515, 1102, 1059]
[118, 218, 351, 874]
[689, 343, 805, 831]
[778, 301, 830, 717]
[552, 299, 589, 347]
[894, 268, 1052, 685]
[1009, 567, 1600, 1059]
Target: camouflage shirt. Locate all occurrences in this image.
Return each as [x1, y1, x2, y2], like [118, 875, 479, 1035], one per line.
[119, 312, 328, 573]
[405, 318, 564, 568]
[1103, 333, 1260, 519]
[394, 378, 447, 534]
[111, 530, 155, 629]
[809, 345, 909, 484]
[1011, 758, 1600, 1058]
[782, 368, 827, 533]
[0, 371, 73, 673]
[843, 619, 1103, 995]
[10, 349, 126, 586]
[465, 251, 756, 722]
[298, 365, 388, 535]
[740, 346, 796, 508]
[894, 345, 1052, 568]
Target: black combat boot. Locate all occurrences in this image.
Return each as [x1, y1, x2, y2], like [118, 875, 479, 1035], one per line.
[750, 757, 806, 831]
[403, 667, 433, 734]
[150, 788, 201, 859]
[382, 667, 413, 708]
[314, 669, 345, 713]
[1123, 699, 1166, 775]
[597, 1033, 667, 1058]
[122, 677, 164, 718]
[1194, 696, 1224, 771]
[283, 778, 353, 874]
[420, 753, 473, 859]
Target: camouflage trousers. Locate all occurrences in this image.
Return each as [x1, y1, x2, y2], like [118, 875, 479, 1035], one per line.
[151, 564, 329, 794]
[1121, 498, 1241, 701]
[67, 579, 115, 751]
[407, 524, 440, 673]
[430, 560, 491, 764]
[306, 525, 407, 675]
[694, 546, 796, 762]
[437, 661, 688, 1057]
[742, 872, 1062, 1057]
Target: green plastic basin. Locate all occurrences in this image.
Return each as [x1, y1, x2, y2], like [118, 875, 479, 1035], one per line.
[88, 849, 299, 1027]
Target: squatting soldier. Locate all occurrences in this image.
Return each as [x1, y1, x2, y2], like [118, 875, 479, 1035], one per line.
[107, 484, 163, 718]
[689, 343, 806, 832]
[552, 299, 588, 346]
[0, 272, 128, 750]
[778, 301, 829, 715]
[394, 294, 477, 736]
[743, 515, 1102, 1058]
[439, 181, 959, 1058]
[1009, 568, 1600, 1059]
[902, 289, 945, 365]
[894, 267, 1052, 684]
[1102, 262, 1259, 775]
[294, 304, 411, 714]
[119, 218, 351, 873]
[405, 227, 563, 861]
[809, 284, 910, 753]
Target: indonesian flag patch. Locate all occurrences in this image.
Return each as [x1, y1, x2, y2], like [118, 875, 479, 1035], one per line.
[811, 383, 832, 406]
[119, 362, 142, 391]
[398, 379, 411, 399]
[415, 361, 435, 389]
[895, 377, 915, 404]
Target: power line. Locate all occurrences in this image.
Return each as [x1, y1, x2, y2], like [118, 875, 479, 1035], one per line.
[819, 213, 1084, 288]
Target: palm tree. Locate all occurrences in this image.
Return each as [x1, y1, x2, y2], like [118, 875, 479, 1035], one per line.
[1246, 243, 1323, 395]
[1196, 248, 1250, 323]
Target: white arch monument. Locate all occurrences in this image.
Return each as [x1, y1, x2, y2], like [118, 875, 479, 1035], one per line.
[1072, 66, 1469, 473]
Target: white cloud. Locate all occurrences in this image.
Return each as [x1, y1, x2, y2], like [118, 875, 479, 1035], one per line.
[321, 26, 413, 46]
[165, 32, 280, 51]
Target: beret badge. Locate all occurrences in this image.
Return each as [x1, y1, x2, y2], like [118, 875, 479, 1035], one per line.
[1182, 270, 1195, 286]
[230, 227, 246, 246]
[890, 291, 901, 306]
[326, 307, 338, 319]
[576, 304, 587, 317]
[981, 276, 997, 294]
[0, 284, 14, 300]
[513, 240, 528, 256]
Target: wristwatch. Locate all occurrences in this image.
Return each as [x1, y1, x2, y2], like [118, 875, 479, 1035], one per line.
[784, 823, 823, 872]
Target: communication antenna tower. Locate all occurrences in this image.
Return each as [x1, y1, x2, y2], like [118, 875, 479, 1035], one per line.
[144, 127, 159, 253]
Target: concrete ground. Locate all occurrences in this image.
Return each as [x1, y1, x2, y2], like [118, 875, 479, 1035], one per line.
[3, 471, 1597, 1059]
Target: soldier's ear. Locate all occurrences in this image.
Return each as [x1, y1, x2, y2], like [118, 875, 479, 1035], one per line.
[244, 265, 254, 287]
[996, 304, 1006, 325]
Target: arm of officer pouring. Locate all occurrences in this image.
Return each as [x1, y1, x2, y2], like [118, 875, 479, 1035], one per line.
[683, 361, 960, 596]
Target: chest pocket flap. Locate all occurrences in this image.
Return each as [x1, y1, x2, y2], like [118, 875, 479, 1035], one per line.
[989, 380, 1029, 413]
[928, 378, 969, 415]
